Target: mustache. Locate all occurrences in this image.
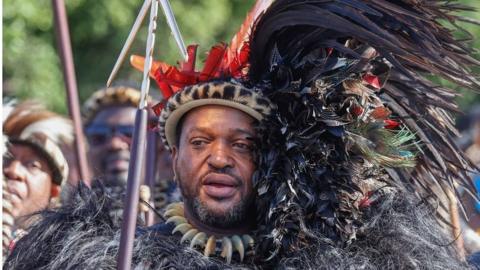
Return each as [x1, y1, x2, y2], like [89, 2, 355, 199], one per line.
[201, 168, 242, 185]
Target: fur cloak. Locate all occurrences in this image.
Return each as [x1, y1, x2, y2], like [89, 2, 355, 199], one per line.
[4, 182, 469, 269]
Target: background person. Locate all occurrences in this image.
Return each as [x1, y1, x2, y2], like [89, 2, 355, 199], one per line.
[2, 101, 71, 258]
[82, 86, 178, 216]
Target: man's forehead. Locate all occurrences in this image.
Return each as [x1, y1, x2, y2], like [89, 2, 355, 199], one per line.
[181, 105, 257, 133]
[9, 143, 48, 161]
[90, 105, 136, 125]
[186, 126, 256, 137]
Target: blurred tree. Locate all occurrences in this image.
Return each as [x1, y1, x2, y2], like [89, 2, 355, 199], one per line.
[3, 0, 253, 113]
[3, 0, 65, 112]
[452, 1, 480, 111]
[2, 0, 479, 115]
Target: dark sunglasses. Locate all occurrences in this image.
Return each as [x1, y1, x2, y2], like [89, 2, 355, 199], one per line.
[85, 124, 135, 146]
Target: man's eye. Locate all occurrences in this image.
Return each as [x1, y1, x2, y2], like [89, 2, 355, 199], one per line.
[26, 160, 42, 170]
[88, 134, 108, 146]
[3, 156, 13, 167]
[233, 142, 252, 151]
[191, 139, 207, 146]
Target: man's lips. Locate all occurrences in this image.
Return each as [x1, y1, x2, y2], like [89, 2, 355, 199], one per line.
[101, 150, 130, 171]
[106, 159, 129, 173]
[202, 173, 240, 199]
[105, 151, 130, 173]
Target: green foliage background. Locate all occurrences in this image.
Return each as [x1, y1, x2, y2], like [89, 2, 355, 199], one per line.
[3, 0, 479, 115]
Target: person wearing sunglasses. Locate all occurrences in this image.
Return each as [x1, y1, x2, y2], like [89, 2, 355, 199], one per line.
[83, 89, 136, 187]
[82, 86, 177, 212]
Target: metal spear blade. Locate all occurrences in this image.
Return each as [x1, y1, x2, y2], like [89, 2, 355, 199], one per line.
[159, 0, 187, 61]
[106, 0, 152, 87]
[138, 0, 159, 109]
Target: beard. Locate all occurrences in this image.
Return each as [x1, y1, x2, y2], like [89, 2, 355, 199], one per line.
[185, 195, 254, 229]
[104, 171, 128, 187]
[102, 149, 130, 187]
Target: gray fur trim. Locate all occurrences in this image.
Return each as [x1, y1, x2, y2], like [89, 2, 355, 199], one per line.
[4, 182, 470, 269]
[274, 191, 470, 269]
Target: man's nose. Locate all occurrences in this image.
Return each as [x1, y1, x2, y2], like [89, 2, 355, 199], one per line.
[3, 160, 26, 182]
[207, 142, 234, 169]
[107, 135, 131, 150]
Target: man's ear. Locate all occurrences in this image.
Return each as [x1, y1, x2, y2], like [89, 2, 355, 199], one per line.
[50, 184, 60, 198]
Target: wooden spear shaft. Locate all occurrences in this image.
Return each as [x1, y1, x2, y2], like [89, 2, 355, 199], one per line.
[52, 0, 91, 184]
[117, 0, 159, 269]
[117, 108, 149, 270]
[145, 129, 158, 226]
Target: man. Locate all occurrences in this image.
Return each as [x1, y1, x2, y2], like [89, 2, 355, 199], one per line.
[172, 105, 258, 234]
[5, 0, 478, 268]
[82, 86, 177, 212]
[163, 102, 266, 256]
[83, 86, 171, 186]
[2, 101, 71, 258]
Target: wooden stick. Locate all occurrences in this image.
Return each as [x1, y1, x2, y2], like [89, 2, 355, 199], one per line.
[117, 1, 159, 269]
[117, 108, 149, 270]
[51, 0, 91, 184]
[144, 130, 158, 226]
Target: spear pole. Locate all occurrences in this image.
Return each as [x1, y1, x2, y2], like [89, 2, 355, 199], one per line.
[145, 128, 158, 226]
[112, 0, 187, 267]
[117, 0, 159, 268]
[52, 0, 91, 185]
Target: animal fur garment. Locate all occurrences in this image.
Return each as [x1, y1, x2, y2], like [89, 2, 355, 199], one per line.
[130, 2, 479, 260]
[4, 182, 468, 269]
[7, 0, 478, 268]
[241, 0, 480, 260]
[137, 1, 479, 258]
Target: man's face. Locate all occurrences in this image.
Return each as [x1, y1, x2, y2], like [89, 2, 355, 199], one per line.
[3, 144, 55, 219]
[172, 105, 257, 228]
[86, 106, 136, 185]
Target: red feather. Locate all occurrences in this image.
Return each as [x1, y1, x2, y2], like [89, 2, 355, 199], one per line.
[227, 0, 274, 65]
[350, 104, 364, 117]
[370, 107, 391, 120]
[363, 74, 381, 89]
[384, 119, 400, 129]
[152, 102, 165, 117]
[359, 192, 373, 208]
[130, 1, 279, 114]
[179, 45, 198, 72]
[200, 43, 227, 81]
[129, 0, 277, 102]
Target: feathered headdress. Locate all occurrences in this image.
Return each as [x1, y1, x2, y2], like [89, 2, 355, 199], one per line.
[133, 0, 478, 260]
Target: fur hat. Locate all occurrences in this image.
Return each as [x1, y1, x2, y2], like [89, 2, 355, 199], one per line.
[3, 101, 71, 185]
[9, 134, 68, 185]
[158, 81, 274, 148]
[82, 86, 143, 125]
